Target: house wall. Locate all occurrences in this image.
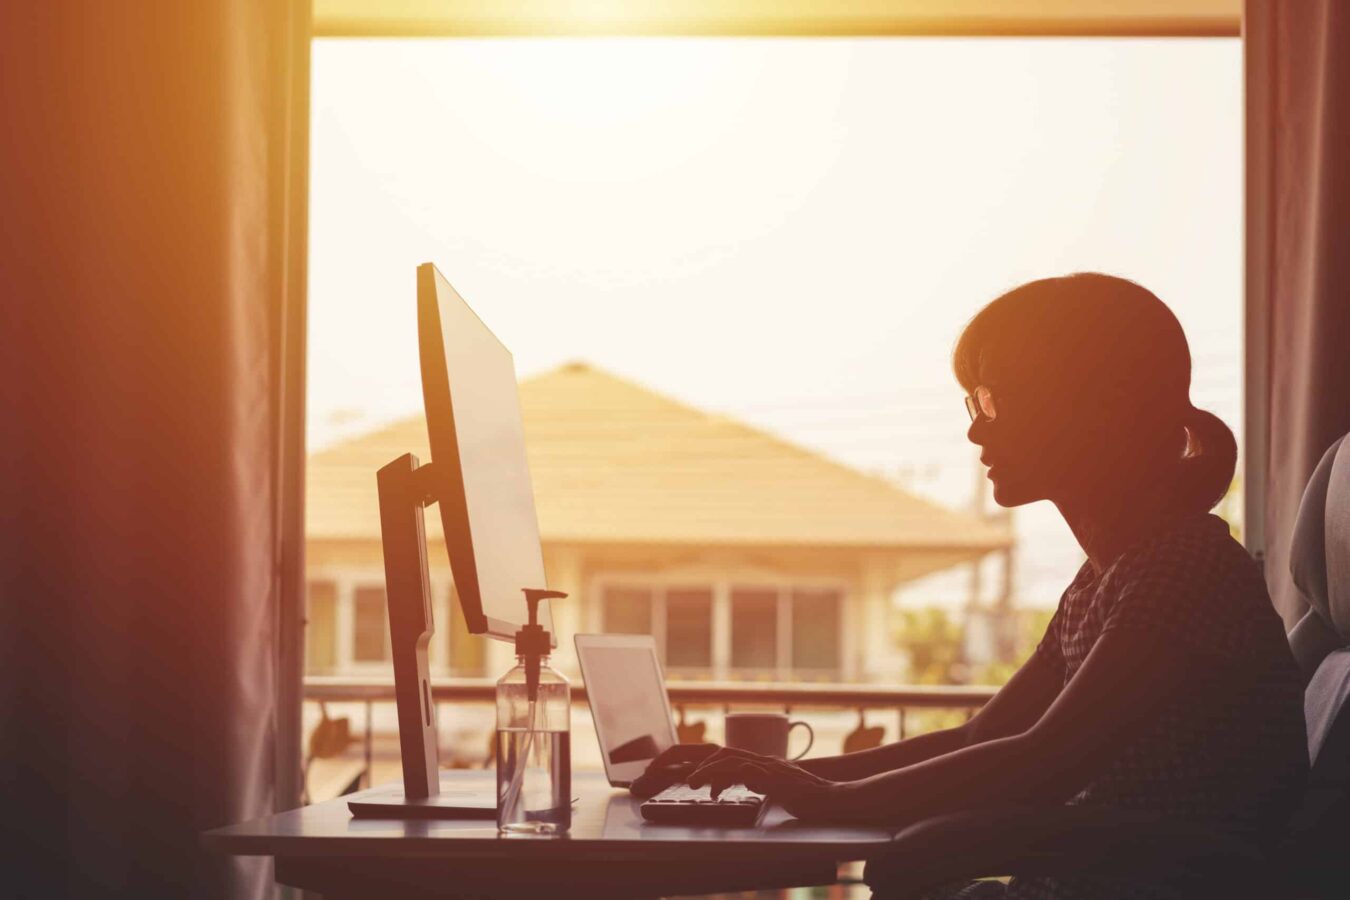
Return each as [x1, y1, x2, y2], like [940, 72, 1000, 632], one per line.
[305, 538, 911, 683]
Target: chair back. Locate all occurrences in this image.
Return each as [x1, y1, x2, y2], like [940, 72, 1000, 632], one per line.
[1284, 434, 1350, 895]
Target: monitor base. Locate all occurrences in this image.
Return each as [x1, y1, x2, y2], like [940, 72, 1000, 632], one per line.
[348, 778, 496, 820]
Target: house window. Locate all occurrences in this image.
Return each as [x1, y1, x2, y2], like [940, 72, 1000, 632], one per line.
[305, 580, 338, 674]
[665, 587, 713, 671]
[791, 588, 842, 675]
[730, 587, 778, 671]
[352, 585, 390, 663]
[600, 584, 713, 672]
[602, 586, 654, 635]
[600, 578, 843, 679]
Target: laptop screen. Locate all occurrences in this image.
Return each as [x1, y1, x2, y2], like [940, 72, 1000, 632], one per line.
[576, 637, 678, 786]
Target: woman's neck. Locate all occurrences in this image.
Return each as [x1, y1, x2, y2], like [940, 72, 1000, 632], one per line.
[1054, 480, 1187, 575]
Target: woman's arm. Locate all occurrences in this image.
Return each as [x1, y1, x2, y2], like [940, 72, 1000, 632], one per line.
[797, 723, 968, 782]
[690, 629, 1190, 826]
[798, 650, 1063, 781]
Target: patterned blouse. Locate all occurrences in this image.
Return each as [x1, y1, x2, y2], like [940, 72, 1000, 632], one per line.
[1000, 513, 1308, 900]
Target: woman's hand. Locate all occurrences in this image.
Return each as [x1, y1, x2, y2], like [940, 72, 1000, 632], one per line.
[685, 748, 847, 821]
[630, 743, 721, 798]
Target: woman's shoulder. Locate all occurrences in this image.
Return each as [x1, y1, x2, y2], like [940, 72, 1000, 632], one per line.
[1106, 513, 1251, 588]
[1098, 513, 1282, 655]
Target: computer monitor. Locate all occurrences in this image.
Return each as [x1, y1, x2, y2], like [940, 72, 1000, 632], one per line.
[357, 264, 558, 810]
[417, 262, 554, 645]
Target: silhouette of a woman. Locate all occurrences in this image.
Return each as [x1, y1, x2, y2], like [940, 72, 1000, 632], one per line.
[641, 274, 1308, 899]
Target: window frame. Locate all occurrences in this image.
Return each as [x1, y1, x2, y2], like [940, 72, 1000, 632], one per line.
[304, 579, 341, 675]
[346, 577, 394, 673]
[311, 2, 1240, 40]
[290, 4, 1250, 810]
[593, 571, 849, 680]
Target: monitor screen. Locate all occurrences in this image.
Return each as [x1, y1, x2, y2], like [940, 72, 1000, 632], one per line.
[577, 636, 678, 785]
[418, 263, 553, 643]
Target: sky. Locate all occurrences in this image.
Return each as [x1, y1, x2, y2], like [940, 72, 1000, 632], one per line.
[308, 37, 1241, 608]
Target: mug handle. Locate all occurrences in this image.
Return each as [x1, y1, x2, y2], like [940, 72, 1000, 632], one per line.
[787, 720, 814, 761]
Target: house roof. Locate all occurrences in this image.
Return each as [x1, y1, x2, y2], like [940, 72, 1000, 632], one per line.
[306, 362, 1010, 553]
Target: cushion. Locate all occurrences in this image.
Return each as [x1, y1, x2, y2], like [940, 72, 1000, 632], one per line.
[1328, 438, 1350, 637]
[1306, 648, 1350, 766]
[1290, 437, 1344, 638]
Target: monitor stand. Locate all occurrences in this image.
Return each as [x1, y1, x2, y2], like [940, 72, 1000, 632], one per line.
[346, 452, 495, 819]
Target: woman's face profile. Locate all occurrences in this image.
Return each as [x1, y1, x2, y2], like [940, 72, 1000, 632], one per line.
[966, 360, 1099, 508]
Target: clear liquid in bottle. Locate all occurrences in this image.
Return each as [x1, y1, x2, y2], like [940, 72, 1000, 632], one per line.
[496, 727, 571, 833]
[496, 652, 570, 835]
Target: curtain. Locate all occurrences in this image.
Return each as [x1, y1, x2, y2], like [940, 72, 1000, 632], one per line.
[1246, 0, 1350, 629]
[1, 3, 309, 898]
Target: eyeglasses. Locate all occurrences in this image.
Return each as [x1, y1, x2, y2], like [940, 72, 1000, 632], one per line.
[964, 385, 996, 423]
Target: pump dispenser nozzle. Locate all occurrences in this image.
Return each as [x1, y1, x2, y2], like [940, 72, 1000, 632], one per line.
[516, 589, 566, 702]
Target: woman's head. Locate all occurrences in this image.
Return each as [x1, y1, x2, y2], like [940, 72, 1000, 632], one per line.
[953, 273, 1236, 514]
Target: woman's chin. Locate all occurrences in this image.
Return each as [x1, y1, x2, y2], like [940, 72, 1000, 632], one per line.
[989, 474, 1035, 507]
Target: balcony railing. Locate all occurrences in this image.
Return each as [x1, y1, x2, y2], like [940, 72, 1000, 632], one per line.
[304, 676, 999, 794]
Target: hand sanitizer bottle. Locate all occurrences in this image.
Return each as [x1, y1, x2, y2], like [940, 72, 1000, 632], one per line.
[497, 589, 570, 834]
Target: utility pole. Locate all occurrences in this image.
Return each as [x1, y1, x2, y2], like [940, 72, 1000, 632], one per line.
[996, 526, 1017, 663]
[968, 458, 987, 611]
[955, 457, 988, 677]
[969, 457, 1018, 665]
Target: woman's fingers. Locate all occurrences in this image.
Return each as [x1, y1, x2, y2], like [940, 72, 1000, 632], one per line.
[632, 743, 723, 797]
[687, 757, 750, 793]
[691, 746, 763, 770]
[687, 754, 754, 786]
[687, 752, 803, 787]
[686, 757, 836, 819]
[721, 763, 816, 804]
[709, 762, 786, 800]
[689, 746, 772, 771]
[688, 757, 803, 800]
[684, 757, 729, 786]
[651, 742, 719, 767]
[735, 762, 783, 797]
[706, 770, 736, 800]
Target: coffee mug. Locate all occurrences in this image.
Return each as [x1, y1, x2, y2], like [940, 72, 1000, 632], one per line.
[724, 713, 814, 761]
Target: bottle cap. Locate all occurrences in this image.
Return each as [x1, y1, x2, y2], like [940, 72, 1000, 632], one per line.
[516, 589, 567, 702]
[515, 589, 565, 656]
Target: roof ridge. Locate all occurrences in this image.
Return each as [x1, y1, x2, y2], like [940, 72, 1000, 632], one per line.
[305, 359, 1011, 551]
[522, 360, 725, 422]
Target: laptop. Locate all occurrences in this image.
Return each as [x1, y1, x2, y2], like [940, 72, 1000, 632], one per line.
[575, 633, 767, 826]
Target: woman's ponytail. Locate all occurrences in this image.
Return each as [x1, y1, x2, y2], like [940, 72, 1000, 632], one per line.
[1175, 406, 1238, 513]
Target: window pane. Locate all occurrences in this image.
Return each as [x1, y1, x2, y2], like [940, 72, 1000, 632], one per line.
[603, 586, 653, 635]
[446, 585, 486, 676]
[730, 587, 778, 671]
[791, 588, 842, 674]
[310, 40, 1242, 691]
[305, 581, 338, 674]
[353, 586, 389, 663]
[665, 587, 712, 670]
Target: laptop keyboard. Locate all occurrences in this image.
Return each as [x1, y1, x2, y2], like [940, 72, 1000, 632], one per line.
[640, 783, 767, 827]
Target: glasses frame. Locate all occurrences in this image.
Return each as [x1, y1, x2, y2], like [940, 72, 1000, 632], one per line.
[964, 385, 996, 423]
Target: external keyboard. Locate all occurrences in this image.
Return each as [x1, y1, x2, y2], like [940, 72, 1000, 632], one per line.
[639, 783, 767, 827]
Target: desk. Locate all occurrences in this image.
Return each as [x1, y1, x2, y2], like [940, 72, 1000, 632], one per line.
[205, 770, 898, 898]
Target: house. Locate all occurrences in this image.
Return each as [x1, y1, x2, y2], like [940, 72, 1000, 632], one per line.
[304, 362, 1012, 682]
